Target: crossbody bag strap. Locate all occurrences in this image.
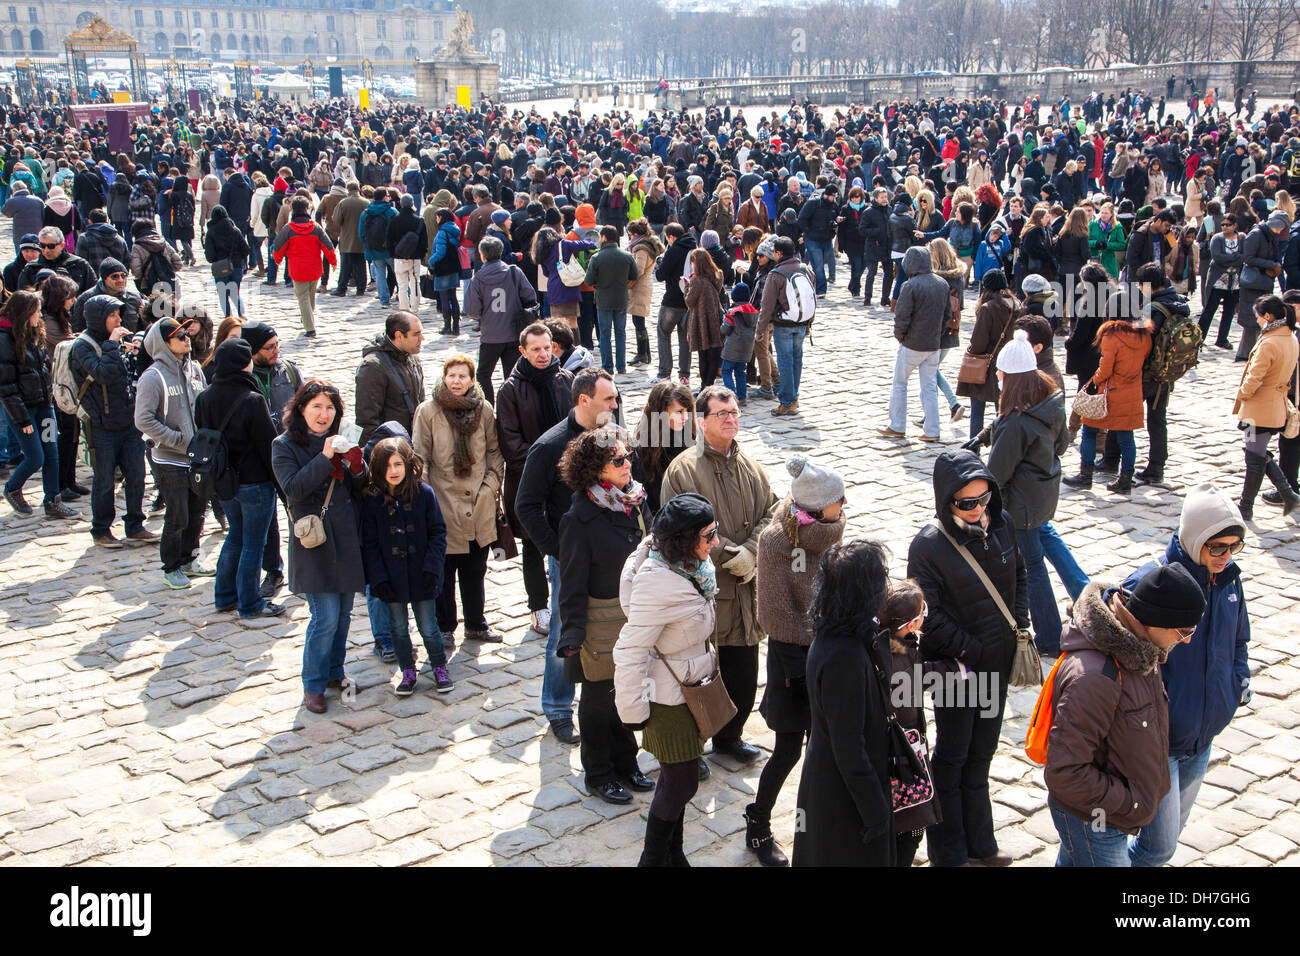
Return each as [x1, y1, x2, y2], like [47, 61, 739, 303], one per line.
[657, 636, 716, 686]
[378, 352, 415, 416]
[319, 477, 337, 516]
[927, 518, 1018, 632]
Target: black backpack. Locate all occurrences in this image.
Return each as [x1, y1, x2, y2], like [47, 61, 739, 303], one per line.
[363, 209, 389, 250]
[393, 228, 419, 260]
[187, 402, 241, 501]
[140, 248, 177, 295]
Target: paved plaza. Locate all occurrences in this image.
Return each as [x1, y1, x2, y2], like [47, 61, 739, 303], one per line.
[1, 232, 1298, 867]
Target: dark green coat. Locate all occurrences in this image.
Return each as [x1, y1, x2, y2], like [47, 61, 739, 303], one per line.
[986, 391, 1070, 530]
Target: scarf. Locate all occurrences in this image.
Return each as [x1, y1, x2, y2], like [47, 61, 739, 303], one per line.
[587, 479, 647, 520]
[434, 379, 484, 477]
[1260, 317, 1289, 335]
[516, 355, 564, 431]
[649, 546, 718, 601]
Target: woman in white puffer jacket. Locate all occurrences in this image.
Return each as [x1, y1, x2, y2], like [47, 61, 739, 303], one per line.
[613, 492, 718, 867]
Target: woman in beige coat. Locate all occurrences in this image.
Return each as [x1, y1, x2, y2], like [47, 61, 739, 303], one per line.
[614, 492, 718, 866]
[626, 218, 664, 368]
[200, 172, 223, 237]
[1233, 294, 1300, 519]
[412, 353, 507, 642]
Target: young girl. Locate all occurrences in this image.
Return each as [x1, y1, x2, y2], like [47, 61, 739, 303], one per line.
[360, 437, 453, 696]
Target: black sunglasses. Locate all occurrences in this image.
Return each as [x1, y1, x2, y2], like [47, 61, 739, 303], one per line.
[39, 242, 61, 249]
[609, 450, 637, 467]
[953, 490, 993, 511]
[107, 271, 127, 279]
[1205, 540, 1245, 557]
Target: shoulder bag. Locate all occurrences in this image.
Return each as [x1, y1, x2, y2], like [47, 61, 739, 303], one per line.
[378, 352, 416, 418]
[868, 646, 942, 834]
[928, 519, 1042, 687]
[1284, 360, 1300, 440]
[659, 638, 737, 740]
[210, 257, 234, 279]
[957, 302, 1016, 386]
[291, 478, 336, 550]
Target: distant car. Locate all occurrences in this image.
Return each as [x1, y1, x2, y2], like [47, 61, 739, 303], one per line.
[915, 70, 952, 77]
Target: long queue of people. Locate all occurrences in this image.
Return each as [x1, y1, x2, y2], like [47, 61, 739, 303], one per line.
[0, 85, 1294, 867]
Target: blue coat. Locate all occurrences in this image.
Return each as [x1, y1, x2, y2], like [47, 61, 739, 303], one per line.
[974, 235, 1010, 281]
[1123, 533, 1250, 758]
[360, 481, 447, 605]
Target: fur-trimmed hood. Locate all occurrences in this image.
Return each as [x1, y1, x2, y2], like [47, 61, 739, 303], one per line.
[1060, 581, 1162, 675]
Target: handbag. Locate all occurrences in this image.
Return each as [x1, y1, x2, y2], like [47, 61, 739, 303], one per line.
[419, 273, 438, 299]
[1071, 381, 1108, 420]
[210, 257, 234, 279]
[1284, 363, 1300, 440]
[928, 520, 1042, 688]
[291, 478, 335, 550]
[868, 651, 942, 833]
[957, 304, 1015, 385]
[491, 496, 518, 559]
[659, 639, 737, 740]
[558, 252, 587, 287]
[579, 597, 625, 682]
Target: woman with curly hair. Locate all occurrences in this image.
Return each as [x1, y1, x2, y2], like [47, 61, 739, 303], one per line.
[974, 182, 1002, 231]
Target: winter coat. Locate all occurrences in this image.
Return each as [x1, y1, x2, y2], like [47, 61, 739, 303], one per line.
[1233, 324, 1299, 429]
[412, 392, 504, 553]
[427, 219, 461, 275]
[271, 431, 368, 596]
[720, 303, 758, 364]
[659, 439, 778, 647]
[76, 223, 130, 274]
[974, 235, 1010, 281]
[386, 207, 428, 262]
[756, 254, 815, 336]
[193, 368, 277, 487]
[353, 333, 426, 444]
[328, 195, 368, 256]
[1124, 223, 1172, 279]
[19, 251, 97, 294]
[202, 217, 249, 272]
[737, 198, 771, 232]
[684, 266, 724, 351]
[1044, 582, 1171, 835]
[612, 540, 718, 724]
[538, 237, 597, 308]
[1082, 320, 1153, 431]
[792, 626, 895, 866]
[1238, 223, 1281, 292]
[168, 189, 196, 241]
[249, 186, 274, 239]
[2, 190, 45, 243]
[583, 241, 639, 312]
[653, 233, 696, 310]
[956, 291, 1020, 403]
[889, 201, 917, 255]
[218, 173, 255, 223]
[464, 259, 537, 345]
[860, 201, 892, 258]
[360, 482, 447, 605]
[627, 233, 665, 317]
[271, 216, 337, 284]
[892, 246, 951, 353]
[0, 324, 52, 425]
[1055, 230, 1091, 279]
[756, 506, 845, 646]
[129, 232, 183, 291]
[359, 201, 397, 261]
[69, 314, 135, 433]
[1089, 220, 1127, 278]
[558, 493, 651, 658]
[1206, 232, 1245, 291]
[797, 194, 839, 242]
[495, 357, 574, 530]
[133, 320, 206, 467]
[906, 451, 1029, 675]
[987, 391, 1070, 530]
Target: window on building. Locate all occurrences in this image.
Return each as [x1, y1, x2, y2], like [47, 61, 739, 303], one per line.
[210, 12, 218, 28]
[226, 12, 233, 28]
[155, 10, 163, 26]
[241, 12, 247, 28]
[434, 19, 443, 41]
[27, 6, 35, 23]
[174, 11, 183, 27]
[134, 10, 143, 26]
[7, 7, 16, 24]
[326, 15, 334, 31]
[404, 20, 414, 40]
[376, 20, 385, 38]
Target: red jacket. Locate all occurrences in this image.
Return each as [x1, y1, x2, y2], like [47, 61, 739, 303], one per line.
[271, 216, 337, 283]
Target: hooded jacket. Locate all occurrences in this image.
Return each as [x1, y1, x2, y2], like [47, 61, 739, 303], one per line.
[1044, 581, 1171, 835]
[653, 232, 696, 310]
[888, 198, 917, 255]
[464, 258, 537, 345]
[907, 450, 1028, 674]
[359, 200, 397, 260]
[2, 185, 45, 242]
[1123, 486, 1250, 759]
[69, 302, 135, 432]
[133, 321, 207, 467]
[271, 215, 337, 283]
[218, 172, 255, 222]
[360, 481, 447, 605]
[386, 206, 428, 262]
[71, 261, 144, 334]
[128, 231, 183, 291]
[0, 317, 52, 423]
[19, 250, 97, 295]
[756, 253, 814, 336]
[892, 246, 951, 352]
[76, 222, 130, 274]
[987, 390, 1070, 530]
[194, 347, 278, 487]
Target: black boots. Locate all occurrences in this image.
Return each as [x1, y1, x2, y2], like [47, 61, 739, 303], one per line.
[669, 812, 689, 867]
[638, 813, 675, 867]
[1107, 470, 1135, 495]
[631, 329, 651, 367]
[1063, 464, 1093, 489]
[1264, 455, 1300, 516]
[743, 804, 789, 867]
[1240, 451, 1267, 520]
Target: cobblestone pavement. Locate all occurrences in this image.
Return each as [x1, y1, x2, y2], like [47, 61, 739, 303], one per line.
[1, 231, 1298, 868]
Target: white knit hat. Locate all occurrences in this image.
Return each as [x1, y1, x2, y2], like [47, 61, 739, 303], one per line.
[996, 329, 1038, 375]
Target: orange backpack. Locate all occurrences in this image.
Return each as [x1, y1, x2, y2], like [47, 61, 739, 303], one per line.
[1024, 652, 1121, 765]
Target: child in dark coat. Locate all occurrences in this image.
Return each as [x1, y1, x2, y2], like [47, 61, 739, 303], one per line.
[720, 281, 758, 403]
[360, 436, 452, 696]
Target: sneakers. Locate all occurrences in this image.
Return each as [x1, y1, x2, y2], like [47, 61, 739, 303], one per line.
[431, 665, 453, 693]
[465, 627, 505, 643]
[163, 569, 191, 589]
[182, 561, 216, 577]
[395, 669, 418, 697]
[259, 571, 285, 598]
[59, 487, 82, 502]
[751, 387, 775, 400]
[5, 489, 32, 515]
[374, 641, 398, 664]
[150, 494, 165, 513]
[950, 404, 966, 422]
[126, 528, 159, 543]
[530, 608, 551, 634]
[93, 533, 124, 549]
[243, 602, 287, 619]
[43, 499, 77, 519]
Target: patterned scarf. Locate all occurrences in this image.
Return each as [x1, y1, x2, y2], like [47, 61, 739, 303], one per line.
[649, 546, 718, 601]
[434, 379, 484, 478]
[587, 479, 647, 518]
[1260, 318, 1289, 336]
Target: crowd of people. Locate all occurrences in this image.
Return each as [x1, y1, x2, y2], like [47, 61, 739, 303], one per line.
[0, 80, 1296, 866]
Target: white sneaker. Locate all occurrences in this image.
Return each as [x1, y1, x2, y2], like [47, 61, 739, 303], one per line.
[531, 608, 551, 634]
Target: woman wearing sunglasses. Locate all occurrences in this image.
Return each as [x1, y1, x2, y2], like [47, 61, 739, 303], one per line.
[556, 426, 654, 806]
[1120, 483, 1252, 867]
[906, 449, 1027, 867]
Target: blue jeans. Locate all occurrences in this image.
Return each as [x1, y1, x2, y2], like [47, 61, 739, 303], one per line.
[3, 403, 58, 503]
[845, 249, 865, 294]
[772, 324, 807, 407]
[720, 359, 748, 400]
[369, 259, 391, 305]
[1019, 523, 1063, 654]
[544, 555, 574, 724]
[888, 345, 939, 436]
[1039, 522, 1089, 602]
[302, 591, 354, 694]
[0, 405, 22, 465]
[89, 426, 145, 538]
[1129, 747, 1212, 866]
[890, 257, 907, 300]
[214, 481, 275, 617]
[804, 239, 834, 295]
[366, 587, 395, 653]
[385, 599, 448, 671]
[968, 398, 988, 438]
[238, 221, 261, 270]
[216, 270, 244, 318]
[596, 308, 627, 372]
[1081, 425, 1135, 471]
[1049, 797, 1132, 866]
[936, 348, 958, 408]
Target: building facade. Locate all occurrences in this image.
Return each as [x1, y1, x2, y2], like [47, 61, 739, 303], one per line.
[0, 0, 456, 61]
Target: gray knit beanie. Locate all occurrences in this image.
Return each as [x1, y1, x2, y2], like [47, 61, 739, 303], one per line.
[786, 454, 845, 512]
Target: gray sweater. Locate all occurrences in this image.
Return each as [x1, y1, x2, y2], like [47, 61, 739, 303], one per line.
[892, 246, 951, 352]
[133, 321, 207, 467]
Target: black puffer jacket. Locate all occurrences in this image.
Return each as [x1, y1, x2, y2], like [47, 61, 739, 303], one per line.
[0, 325, 52, 425]
[906, 450, 1029, 675]
[69, 307, 135, 432]
[986, 390, 1070, 530]
[889, 200, 917, 255]
[797, 193, 839, 242]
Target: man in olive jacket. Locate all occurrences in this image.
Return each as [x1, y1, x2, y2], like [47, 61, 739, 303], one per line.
[659, 385, 778, 765]
[354, 311, 426, 445]
[329, 181, 369, 296]
[582, 225, 639, 373]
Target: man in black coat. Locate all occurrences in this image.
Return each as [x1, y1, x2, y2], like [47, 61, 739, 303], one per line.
[219, 167, 257, 266]
[19, 227, 96, 294]
[797, 182, 840, 296]
[860, 186, 894, 306]
[515, 369, 621, 747]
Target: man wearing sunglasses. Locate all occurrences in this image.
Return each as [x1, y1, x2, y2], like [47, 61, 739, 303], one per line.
[134, 318, 210, 589]
[18, 226, 96, 295]
[1120, 483, 1252, 867]
[71, 257, 143, 335]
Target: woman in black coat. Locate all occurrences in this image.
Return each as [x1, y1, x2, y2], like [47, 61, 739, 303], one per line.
[202, 205, 249, 318]
[1064, 263, 1111, 385]
[792, 539, 895, 867]
[557, 427, 654, 804]
[168, 178, 197, 266]
[906, 450, 1028, 868]
[1017, 207, 1057, 291]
